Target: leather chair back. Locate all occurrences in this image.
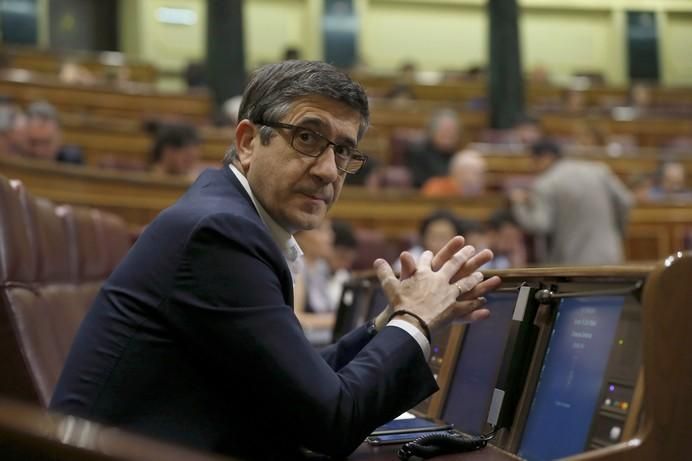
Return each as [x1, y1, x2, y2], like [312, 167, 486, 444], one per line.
[0, 176, 131, 406]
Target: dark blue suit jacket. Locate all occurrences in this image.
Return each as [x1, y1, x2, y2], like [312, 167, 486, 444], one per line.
[51, 167, 437, 460]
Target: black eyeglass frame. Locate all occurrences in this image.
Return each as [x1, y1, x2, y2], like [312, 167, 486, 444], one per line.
[257, 120, 367, 175]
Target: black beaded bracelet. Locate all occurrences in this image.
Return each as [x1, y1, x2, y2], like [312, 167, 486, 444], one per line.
[387, 309, 432, 343]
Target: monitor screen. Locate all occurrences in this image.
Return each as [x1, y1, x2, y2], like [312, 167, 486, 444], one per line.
[441, 292, 518, 435]
[332, 279, 372, 340]
[518, 296, 625, 461]
[366, 284, 388, 320]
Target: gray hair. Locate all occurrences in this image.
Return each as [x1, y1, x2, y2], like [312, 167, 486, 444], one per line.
[426, 108, 462, 136]
[0, 104, 25, 133]
[0, 105, 15, 133]
[27, 100, 59, 123]
[223, 60, 369, 165]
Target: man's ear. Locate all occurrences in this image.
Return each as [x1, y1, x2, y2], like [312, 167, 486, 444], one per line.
[235, 120, 257, 173]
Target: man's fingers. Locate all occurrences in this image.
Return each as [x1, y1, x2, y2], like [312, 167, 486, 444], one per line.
[374, 258, 400, 302]
[458, 307, 491, 323]
[431, 236, 465, 271]
[449, 248, 495, 283]
[417, 250, 433, 270]
[399, 251, 417, 280]
[459, 275, 502, 301]
[440, 245, 476, 279]
[450, 298, 491, 323]
[455, 272, 483, 295]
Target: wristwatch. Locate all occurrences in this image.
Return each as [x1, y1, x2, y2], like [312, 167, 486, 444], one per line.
[366, 319, 379, 337]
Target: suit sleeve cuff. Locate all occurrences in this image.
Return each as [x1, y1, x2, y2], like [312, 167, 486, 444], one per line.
[387, 319, 431, 360]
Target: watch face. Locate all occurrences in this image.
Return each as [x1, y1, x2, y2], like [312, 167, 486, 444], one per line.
[366, 320, 378, 336]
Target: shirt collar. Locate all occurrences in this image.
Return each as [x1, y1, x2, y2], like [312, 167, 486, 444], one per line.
[228, 164, 303, 275]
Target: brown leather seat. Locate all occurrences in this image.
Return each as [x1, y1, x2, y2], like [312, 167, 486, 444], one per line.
[0, 176, 131, 406]
[35, 202, 88, 363]
[95, 209, 131, 272]
[0, 178, 48, 404]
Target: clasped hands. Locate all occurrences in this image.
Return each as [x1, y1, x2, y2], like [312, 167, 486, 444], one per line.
[373, 236, 502, 335]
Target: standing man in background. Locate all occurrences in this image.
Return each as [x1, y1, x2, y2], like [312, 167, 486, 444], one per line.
[52, 60, 500, 460]
[510, 139, 633, 265]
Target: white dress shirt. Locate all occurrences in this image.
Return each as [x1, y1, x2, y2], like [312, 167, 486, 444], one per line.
[228, 164, 430, 359]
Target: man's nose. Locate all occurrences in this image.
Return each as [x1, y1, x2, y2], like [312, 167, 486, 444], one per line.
[310, 146, 340, 183]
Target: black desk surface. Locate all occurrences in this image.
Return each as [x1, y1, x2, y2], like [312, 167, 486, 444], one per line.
[350, 442, 522, 460]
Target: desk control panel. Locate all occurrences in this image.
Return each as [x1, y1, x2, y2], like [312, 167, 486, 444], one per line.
[517, 292, 643, 460]
[587, 301, 642, 449]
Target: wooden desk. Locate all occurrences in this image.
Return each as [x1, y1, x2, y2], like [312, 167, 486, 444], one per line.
[478, 147, 692, 189]
[352, 72, 692, 109]
[2, 153, 691, 261]
[347, 257, 689, 461]
[0, 70, 211, 122]
[5, 46, 158, 83]
[60, 117, 232, 166]
[0, 153, 187, 229]
[540, 114, 692, 147]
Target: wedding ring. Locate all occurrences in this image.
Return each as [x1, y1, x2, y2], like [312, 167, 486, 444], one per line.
[455, 282, 463, 296]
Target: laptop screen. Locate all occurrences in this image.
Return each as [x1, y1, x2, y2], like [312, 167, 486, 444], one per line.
[518, 296, 625, 461]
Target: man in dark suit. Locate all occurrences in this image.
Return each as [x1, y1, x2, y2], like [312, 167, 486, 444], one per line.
[25, 100, 84, 165]
[51, 61, 500, 460]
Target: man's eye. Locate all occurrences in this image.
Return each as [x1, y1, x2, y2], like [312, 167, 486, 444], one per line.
[334, 145, 351, 157]
[297, 130, 317, 143]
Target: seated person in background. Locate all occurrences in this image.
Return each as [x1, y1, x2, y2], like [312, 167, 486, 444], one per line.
[422, 148, 487, 197]
[628, 173, 656, 203]
[456, 218, 489, 257]
[485, 210, 527, 269]
[294, 219, 338, 315]
[294, 218, 339, 341]
[51, 60, 499, 460]
[567, 118, 606, 148]
[149, 122, 202, 179]
[0, 104, 29, 156]
[395, 209, 464, 272]
[328, 219, 358, 305]
[648, 161, 692, 201]
[406, 108, 462, 187]
[480, 114, 543, 151]
[563, 87, 588, 114]
[528, 64, 550, 85]
[25, 101, 84, 164]
[184, 61, 208, 90]
[511, 115, 543, 147]
[451, 216, 527, 269]
[59, 59, 96, 85]
[628, 81, 653, 115]
[0, 104, 13, 155]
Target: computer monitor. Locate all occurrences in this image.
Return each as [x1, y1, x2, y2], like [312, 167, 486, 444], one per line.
[332, 277, 374, 341]
[366, 283, 388, 320]
[441, 290, 526, 435]
[517, 295, 626, 461]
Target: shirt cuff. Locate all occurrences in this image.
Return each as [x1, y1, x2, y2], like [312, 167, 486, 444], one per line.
[387, 318, 431, 360]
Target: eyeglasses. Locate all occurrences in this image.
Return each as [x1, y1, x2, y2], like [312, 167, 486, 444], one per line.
[258, 120, 367, 175]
